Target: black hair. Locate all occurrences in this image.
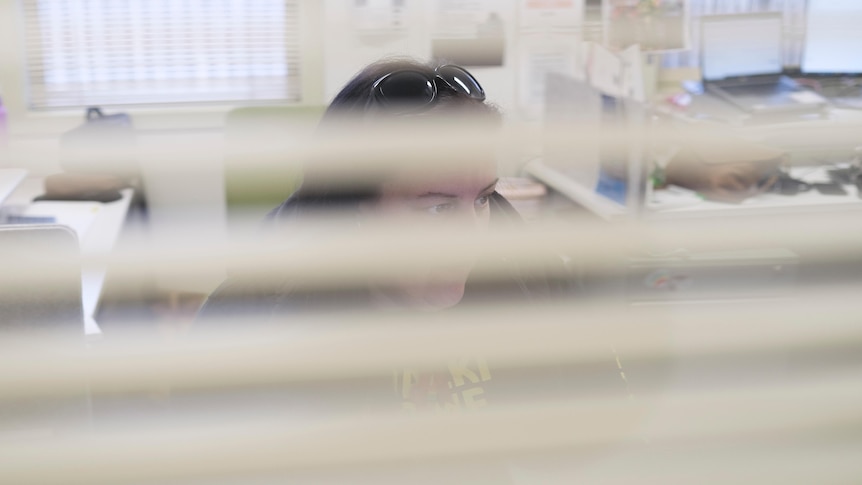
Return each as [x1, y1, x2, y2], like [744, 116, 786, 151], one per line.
[267, 58, 502, 222]
[323, 59, 494, 118]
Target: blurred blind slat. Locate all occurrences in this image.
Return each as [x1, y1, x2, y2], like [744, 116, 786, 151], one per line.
[21, 0, 302, 109]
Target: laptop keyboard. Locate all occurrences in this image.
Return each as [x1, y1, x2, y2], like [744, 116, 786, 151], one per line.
[819, 82, 862, 98]
[721, 83, 790, 97]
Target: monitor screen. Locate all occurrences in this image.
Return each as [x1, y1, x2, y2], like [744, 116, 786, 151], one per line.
[543, 73, 604, 200]
[802, 0, 862, 74]
[542, 73, 646, 219]
[701, 14, 783, 81]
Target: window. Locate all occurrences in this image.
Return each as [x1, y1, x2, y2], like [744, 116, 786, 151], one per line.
[21, 0, 302, 110]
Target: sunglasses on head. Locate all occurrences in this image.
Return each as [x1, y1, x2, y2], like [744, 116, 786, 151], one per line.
[370, 65, 486, 113]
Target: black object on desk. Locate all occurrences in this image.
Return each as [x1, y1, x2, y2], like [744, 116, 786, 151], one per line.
[767, 172, 811, 196]
[827, 167, 858, 185]
[812, 182, 848, 196]
[34, 190, 123, 203]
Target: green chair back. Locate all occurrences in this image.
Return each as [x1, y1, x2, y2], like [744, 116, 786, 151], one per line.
[223, 105, 326, 227]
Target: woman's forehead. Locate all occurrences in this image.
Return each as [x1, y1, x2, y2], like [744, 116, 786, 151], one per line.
[382, 160, 498, 196]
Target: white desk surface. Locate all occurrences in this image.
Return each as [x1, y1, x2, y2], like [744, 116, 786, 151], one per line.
[648, 166, 862, 219]
[2, 178, 133, 336]
[655, 92, 862, 161]
[527, 159, 862, 221]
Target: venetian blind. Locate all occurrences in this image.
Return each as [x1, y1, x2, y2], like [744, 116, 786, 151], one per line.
[21, 0, 302, 109]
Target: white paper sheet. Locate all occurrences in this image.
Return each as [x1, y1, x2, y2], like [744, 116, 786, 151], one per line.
[603, 0, 689, 52]
[518, 0, 584, 32]
[584, 41, 623, 97]
[620, 44, 645, 102]
[433, 0, 493, 38]
[353, 0, 408, 36]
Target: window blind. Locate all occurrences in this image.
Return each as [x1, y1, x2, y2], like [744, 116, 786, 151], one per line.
[21, 0, 302, 110]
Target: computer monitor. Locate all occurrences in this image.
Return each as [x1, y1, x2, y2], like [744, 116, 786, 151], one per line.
[700, 13, 783, 81]
[0, 225, 89, 436]
[802, 0, 862, 75]
[538, 73, 646, 220]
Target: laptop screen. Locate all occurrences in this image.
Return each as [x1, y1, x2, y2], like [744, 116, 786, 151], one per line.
[701, 14, 783, 81]
[803, 0, 862, 75]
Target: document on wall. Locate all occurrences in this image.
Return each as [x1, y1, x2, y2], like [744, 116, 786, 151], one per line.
[518, 0, 584, 33]
[583, 41, 623, 98]
[603, 0, 688, 52]
[581, 42, 646, 101]
[353, 0, 408, 36]
[430, 0, 506, 66]
[619, 44, 645, 102]
[517, 34, 583, 119]
[432, 0, 494, 38]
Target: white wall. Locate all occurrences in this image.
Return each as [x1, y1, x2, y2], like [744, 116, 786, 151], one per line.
[321, 0, 519, 114]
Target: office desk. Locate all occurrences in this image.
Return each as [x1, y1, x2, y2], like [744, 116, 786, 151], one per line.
[655, 90, 862, 162]
[648, 185, 862, 220]
[648, 164, 862, 219]
[1, 178, 134, 336]
[526, 158, 862, 222]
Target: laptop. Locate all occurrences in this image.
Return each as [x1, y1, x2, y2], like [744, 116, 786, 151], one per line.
[701, 13, 827, 114]
[800, 0, 862, 107]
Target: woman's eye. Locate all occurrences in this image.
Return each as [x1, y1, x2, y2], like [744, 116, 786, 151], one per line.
[427, 203, 457, 215]
[475, 195, 490, 208]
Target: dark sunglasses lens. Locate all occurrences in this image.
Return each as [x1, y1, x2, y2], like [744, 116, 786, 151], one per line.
[377, 71, 435, 105]
[437, 66, 485, 100]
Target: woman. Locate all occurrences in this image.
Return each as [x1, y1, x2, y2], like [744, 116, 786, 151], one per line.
[194, 57, 627, 402]
[199, 59, 572, 320]
[190, 61, 631, 481]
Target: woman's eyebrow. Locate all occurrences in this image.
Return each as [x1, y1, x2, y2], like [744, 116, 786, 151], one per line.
[417, 191, 458, 199]
[417, 179, 499, 199]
